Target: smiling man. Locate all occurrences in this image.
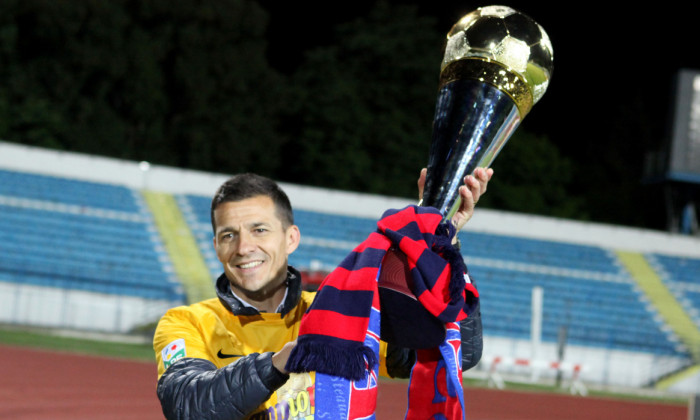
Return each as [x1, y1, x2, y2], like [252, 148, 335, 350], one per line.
[153, 170, 491, 420]
[213, 194, 300, 313]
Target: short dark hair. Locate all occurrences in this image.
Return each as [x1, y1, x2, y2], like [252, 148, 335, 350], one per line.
[210, 173, 294, 232]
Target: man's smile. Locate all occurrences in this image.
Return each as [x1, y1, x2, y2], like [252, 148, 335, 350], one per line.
[237, 260, 264, 270]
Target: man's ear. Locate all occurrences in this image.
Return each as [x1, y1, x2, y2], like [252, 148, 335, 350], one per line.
[286, 225, 301, 255]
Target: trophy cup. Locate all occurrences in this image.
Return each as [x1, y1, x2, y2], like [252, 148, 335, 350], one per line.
[421, 5, 554, 219]
[379, 6, 553, 349]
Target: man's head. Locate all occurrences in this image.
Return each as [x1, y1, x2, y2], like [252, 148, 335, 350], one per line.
[211, 173, 294, 232]
[211, 174, 300, 309]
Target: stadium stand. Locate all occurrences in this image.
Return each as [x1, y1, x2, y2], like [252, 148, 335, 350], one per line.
[2, 141, 700, 391]
[176, 192, 685, 357]
[650, 254, 700, 336]
[459, 231, 682, 355]
[0, 168, 184, 332]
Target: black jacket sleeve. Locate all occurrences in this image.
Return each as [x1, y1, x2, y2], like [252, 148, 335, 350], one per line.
[385, 299, 483, 377]
[157, 352, 289, 420]
[460, 299, 483, 371]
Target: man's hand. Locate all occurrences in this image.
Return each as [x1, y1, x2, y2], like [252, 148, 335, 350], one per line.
[417, 167, 493, 231]
[271, 340, 297, 374]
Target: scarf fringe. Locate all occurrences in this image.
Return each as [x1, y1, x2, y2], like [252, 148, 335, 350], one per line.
[434, 222, 468, 303]
[286, 338, 378, 381]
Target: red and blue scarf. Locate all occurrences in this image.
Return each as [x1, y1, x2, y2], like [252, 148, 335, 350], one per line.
[286, 205, 479, 419]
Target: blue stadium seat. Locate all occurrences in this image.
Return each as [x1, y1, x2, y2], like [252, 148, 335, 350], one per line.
[178, 193, 686, 356]
[0, 169, 181, 302]
[650, 253, 700, 331]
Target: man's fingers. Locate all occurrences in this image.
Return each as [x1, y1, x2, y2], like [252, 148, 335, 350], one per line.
[464, 175, 481, 204]
[469, 167, 494, 203]
[417, 168, 427, 201]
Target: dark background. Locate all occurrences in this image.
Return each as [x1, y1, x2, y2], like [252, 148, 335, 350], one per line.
[2, 0, 698, 231]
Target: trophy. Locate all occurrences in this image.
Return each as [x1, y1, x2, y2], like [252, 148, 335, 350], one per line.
[421, 5, 554, 219]
[379, 6, 553, 349]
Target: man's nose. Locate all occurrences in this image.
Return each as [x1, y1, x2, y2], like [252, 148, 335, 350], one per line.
[235, 232, 256, 255]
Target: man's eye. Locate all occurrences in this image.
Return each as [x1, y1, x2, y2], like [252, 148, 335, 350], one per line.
[220, 233, 234, 242]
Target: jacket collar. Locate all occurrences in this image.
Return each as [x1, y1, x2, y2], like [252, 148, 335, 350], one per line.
[215, 266, 303, 317]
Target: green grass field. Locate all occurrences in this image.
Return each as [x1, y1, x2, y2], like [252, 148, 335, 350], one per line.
[0, 326, 155, 362]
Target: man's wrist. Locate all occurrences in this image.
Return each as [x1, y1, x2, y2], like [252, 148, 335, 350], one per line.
[271, 351, 289, 374]
[258, 352, 289, 390]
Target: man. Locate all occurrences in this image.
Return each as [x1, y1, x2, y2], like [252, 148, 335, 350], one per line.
[154, 168, 492, 420]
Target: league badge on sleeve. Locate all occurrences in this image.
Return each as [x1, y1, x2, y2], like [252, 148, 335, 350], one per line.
[162, 338, 186, 369]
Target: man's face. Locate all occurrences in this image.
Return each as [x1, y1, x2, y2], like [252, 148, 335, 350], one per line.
[213, 195, 300, 302]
